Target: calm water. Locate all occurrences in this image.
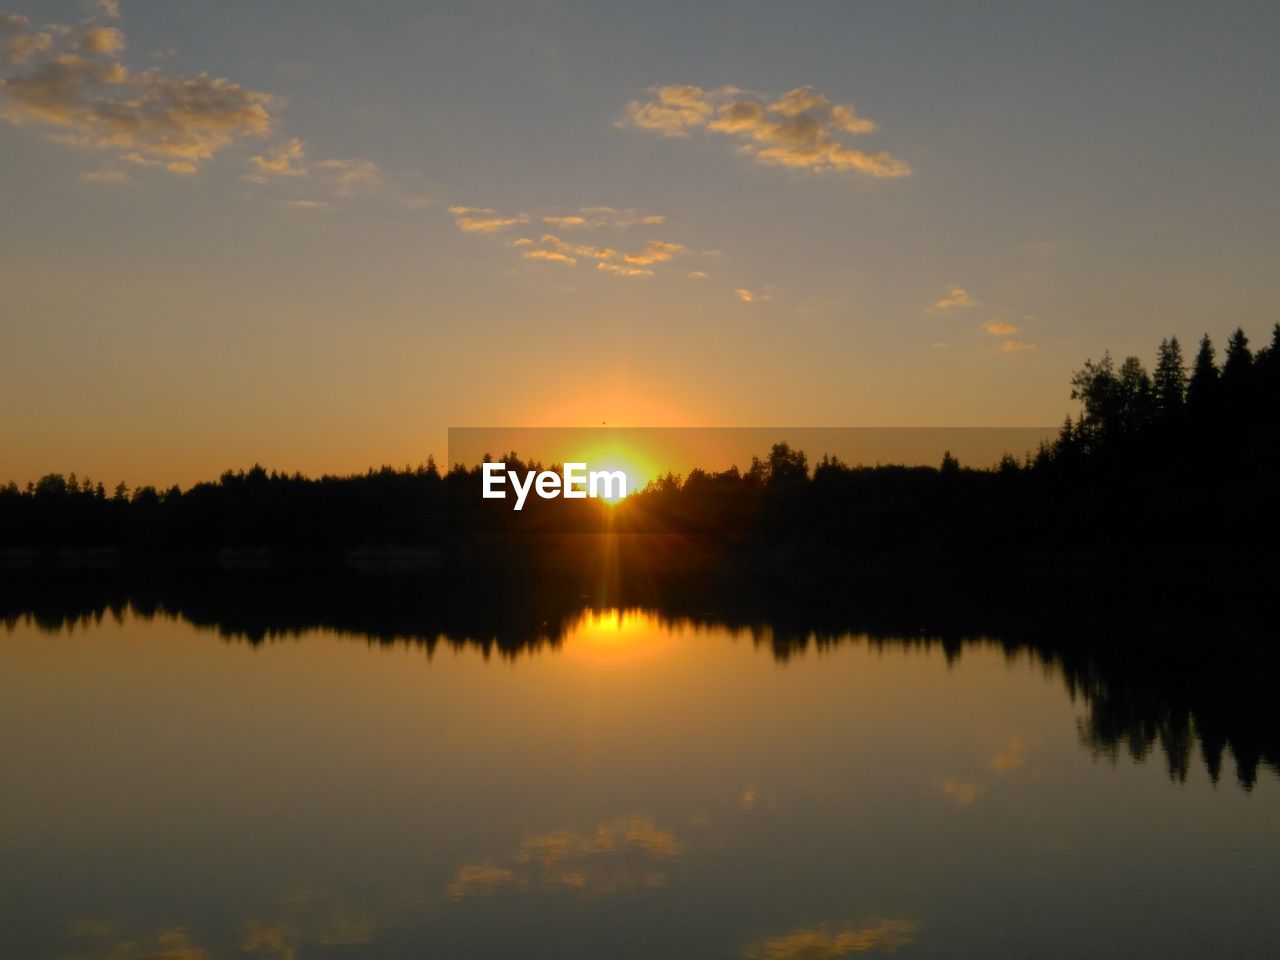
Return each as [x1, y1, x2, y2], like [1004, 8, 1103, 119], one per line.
[2, 604, 1278, 959]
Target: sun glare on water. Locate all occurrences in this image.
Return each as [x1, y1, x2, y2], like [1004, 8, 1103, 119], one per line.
[563, 609, 674, 664]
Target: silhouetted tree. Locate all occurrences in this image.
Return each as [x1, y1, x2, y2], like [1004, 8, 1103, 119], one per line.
[1153, 336, 1186, 416]
[1187, 333, 1219, 410]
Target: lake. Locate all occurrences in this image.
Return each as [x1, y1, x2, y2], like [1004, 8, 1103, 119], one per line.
[2, 585, 1278, 959]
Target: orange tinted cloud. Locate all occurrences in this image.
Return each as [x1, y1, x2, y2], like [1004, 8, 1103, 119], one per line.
[931, 287, 978, 311]
[622, 84, 909, 176]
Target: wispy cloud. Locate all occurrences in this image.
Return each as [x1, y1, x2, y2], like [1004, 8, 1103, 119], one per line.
[80, 166, 127, 183]
[248, 136, 306, 177]
[597, 262, 653, 278]
[479, 226, 688, 279]
[0, 13, 51, 64]
[542, 207, 665, 228]
[1001, 340, 1035, 353]
[735, 287, 773, 303]
[0, 9, 274, 174]
[930, 287, 978, 311]
[981, 319, 1019, 335]
[2, 5, 388, 197]
[448, 205, 530, 233]
[621, 84, 910, 177]
[244, 138, 383, 198]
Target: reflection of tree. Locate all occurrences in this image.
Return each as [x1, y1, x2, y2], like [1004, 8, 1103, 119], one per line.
[4, 561, 1277, 791]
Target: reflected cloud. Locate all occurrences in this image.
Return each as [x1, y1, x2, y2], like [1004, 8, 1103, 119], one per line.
[448, 814, 684, 899]
[751, 919, 919, 959]
[445, 863, 516, 899]
[242, 924, 300, 960]
[992, 735, 1028, 771]
[64, 924, 210, 960]
[941, 778, 978, 806]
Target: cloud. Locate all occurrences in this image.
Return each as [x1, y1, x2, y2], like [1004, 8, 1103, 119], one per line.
[621, 84, 909, 176]
[0, 15, 275, 172]
[317, 157, 380, 194]
[754, 919, 919, 959]
[448, 205, 530, 233]
[687, 270, 708, 279]
[285, 198, 329, 209]
[597, 261, 653, 278]
[930, 287, 978, 311]
[248, 136, 306, 177]
[735, 287, 773, 303]
[245, 139, 382, 198]
[981, 320, 1019, 335]
[542, 207, 665, 228]
[77, 26, 124, 56]
[507, 231, 684, 278]
[622, 239, 682, 265]
[91, 0, 122, 19]
[0, 14, 52, 65]
[1001, 340, 1035, 353]
[524, 248, 576, 265]
[619, 83, 718, 137]
[80, 167, 127, 182]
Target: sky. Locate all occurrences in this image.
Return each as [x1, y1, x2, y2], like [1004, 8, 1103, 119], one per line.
[1, 0, 1277, 487]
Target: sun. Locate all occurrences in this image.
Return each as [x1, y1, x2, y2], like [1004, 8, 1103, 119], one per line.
[564, 443, 658, 504]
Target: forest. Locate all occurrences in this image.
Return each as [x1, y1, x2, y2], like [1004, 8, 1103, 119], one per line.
[3, 324, 1278, 556]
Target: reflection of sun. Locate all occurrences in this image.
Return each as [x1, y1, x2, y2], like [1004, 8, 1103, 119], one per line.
[563, 609, 673, 664]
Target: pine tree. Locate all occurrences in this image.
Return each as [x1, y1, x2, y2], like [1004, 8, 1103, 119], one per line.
[1153, 336, 1186, 415]
[1221, 327, 1253, 388]
[1186, 334, 1218, 411]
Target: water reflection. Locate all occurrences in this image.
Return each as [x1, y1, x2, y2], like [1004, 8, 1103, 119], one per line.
[750, 919, 919, 959]
[448, 814, 684, 899]
[3, 568, 1280, 958]
[3, 568, 1277, 792]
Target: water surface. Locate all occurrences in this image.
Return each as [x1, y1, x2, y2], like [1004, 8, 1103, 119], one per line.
[2, 605, 1278, 959]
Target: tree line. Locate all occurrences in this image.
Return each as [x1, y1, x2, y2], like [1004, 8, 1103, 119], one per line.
[2, 324, 1278, 554]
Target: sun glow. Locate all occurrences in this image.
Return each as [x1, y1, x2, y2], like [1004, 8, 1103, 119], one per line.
[562, 609, 674, 664]
[566, 444, 658, 502]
